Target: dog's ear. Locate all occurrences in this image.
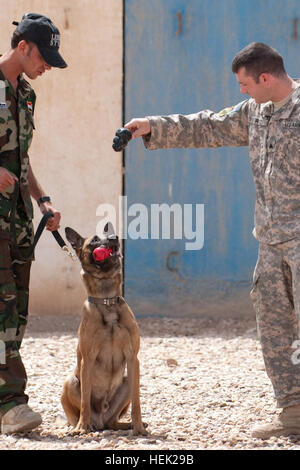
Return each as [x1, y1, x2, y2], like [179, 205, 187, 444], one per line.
[103, 222, 117, 239]
[65, 227, 85, 251]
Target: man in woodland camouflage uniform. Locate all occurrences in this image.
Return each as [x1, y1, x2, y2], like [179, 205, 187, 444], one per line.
[125, 43, 300, 439]
[0, 13, 66, 434]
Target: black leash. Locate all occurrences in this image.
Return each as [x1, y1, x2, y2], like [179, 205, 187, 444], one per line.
[10, 182, 75, 262]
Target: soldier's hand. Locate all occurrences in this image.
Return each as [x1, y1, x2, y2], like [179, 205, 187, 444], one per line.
[39, 202, 61, 231]
[0, 168, 17, 191]
[124, 118, 151, 139]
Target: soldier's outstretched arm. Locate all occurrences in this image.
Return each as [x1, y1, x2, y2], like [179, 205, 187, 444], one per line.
[125, 100, 250, 151]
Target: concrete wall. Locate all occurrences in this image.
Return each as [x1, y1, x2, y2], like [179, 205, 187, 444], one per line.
[0, 0, 123, 315]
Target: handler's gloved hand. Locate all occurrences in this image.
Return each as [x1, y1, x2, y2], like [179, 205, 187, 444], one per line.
[112, 128, 132, 152]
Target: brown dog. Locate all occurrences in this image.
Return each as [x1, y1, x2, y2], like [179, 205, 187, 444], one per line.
[61, 223, 147, 435]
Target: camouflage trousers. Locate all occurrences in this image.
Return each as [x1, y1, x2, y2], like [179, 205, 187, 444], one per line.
[0, 209, 34, 417]
[251, 238, 300, 408]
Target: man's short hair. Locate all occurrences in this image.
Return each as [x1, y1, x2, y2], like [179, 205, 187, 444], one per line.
[11, 30, 26, 48]
[11, 30, 35, 55]
[232, 42, 286, 82]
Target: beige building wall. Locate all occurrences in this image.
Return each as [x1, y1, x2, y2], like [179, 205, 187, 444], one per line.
[0, 0, 123, 315]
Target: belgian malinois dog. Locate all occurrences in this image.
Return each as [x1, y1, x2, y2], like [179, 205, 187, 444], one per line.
[61, 223, 147, 435]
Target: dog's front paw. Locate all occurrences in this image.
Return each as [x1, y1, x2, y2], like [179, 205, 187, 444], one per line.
[72, 421, 92, 435]
[133, 424, 148, 436]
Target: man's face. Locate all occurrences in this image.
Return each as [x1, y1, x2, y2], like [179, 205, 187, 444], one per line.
[235, 67, 271, 103]
[20, 42, 52, 79]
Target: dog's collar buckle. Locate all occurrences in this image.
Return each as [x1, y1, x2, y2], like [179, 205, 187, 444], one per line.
[88, 295, 123, 306]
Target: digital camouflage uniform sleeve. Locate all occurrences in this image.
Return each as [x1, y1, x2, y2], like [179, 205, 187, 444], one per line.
[142, 100, 250, 150]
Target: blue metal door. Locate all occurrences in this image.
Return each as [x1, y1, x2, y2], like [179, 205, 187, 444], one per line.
[124, 0, 300, 317]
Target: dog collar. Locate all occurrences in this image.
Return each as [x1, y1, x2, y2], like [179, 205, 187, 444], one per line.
[88, 295, 123, 306]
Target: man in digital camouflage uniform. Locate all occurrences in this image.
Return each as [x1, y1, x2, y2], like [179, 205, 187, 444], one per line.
[0, 13, 66, 434]
[125, 42, 300, 439]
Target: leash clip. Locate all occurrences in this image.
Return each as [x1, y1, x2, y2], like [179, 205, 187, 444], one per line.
[62, 245, 77, 261]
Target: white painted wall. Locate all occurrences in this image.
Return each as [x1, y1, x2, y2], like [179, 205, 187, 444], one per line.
[0, 0, 123, 314]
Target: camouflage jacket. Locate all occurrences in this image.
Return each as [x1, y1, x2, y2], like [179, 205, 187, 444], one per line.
[0, 69, 36, 221]
[143, 85, 300, 245]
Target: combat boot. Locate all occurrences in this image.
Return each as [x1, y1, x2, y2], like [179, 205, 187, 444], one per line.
[251, 404, 300, 439]
[1, 404, 42, 434]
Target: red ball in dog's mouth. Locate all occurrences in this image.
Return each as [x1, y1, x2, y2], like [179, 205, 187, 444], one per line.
[92, 246, 113, 262]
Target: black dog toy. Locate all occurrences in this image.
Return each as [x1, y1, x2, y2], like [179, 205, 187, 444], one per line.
[112, 128, 132, 152]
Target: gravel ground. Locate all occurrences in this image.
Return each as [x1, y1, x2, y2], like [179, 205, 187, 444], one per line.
[1, 313, 300, 450]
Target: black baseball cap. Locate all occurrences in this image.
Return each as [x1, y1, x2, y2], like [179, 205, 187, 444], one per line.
[12, 12, 67, 68]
